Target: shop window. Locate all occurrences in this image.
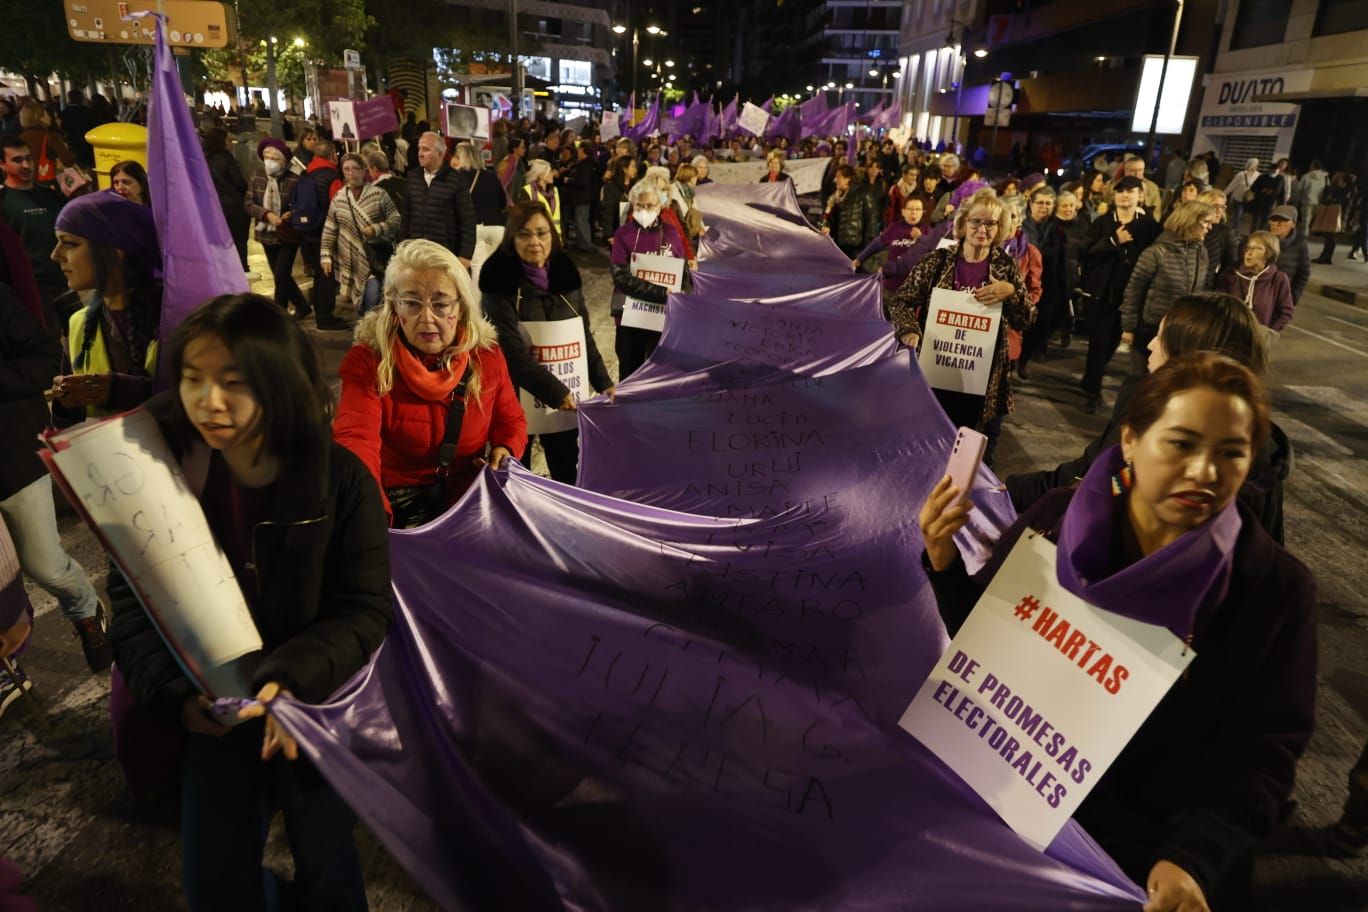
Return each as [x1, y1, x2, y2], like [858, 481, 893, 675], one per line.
[1229, 0, 1292, 49]
[1314, 0, 1368, 36]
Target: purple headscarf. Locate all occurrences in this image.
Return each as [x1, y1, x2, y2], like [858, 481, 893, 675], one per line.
[54, 189, 160, 271]
[1056, 445, 1242, 638]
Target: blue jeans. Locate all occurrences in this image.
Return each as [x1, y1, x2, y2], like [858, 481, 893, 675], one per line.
[360, 276, 382, 316]
[181, 721, 366, 911]
[0, 477, 98, 622]
[573, 203, 594, 251]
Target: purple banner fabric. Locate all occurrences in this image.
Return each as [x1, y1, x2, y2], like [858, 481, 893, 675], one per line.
[149, 20, 248, 387]
[676, 94, 708, 139]
[274, 459, 1144, 911]
[801, 100, 852, 141]
[260, 147, 1149, 911]
[720, 96, 739, 135]
[694, 183, 851, 275]
[354, 96, 400, 139]
[798, 94, 829, 122]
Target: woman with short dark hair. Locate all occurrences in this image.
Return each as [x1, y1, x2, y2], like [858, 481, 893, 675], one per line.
[203, 126, 251, 271]
[478, 202, 614, 483]
[110, 160, 150, 206]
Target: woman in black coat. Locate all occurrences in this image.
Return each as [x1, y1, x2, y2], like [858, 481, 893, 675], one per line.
[921, 353, 1316, 912]
[109, 294, 391, 910]
[203, 127, 251, 271]
[478, 201, 614, 484]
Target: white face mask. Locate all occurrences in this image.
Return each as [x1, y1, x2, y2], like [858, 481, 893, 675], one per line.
[633, 209, 659, 229]
[264, 159, 285, 176]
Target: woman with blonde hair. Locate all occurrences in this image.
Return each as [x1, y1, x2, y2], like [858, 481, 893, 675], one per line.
[1119, 200, 1215, 372]
[18, 101, 75, 185]
[888, 188, 1032, 463]
[334, 239, 527, 527]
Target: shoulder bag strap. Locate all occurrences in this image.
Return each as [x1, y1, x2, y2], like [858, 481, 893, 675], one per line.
[437, 361, 476, 471]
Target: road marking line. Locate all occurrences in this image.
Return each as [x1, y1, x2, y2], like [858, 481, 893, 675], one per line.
[1326, 315, 1368, 335]
[1284, 324, 1368, 359]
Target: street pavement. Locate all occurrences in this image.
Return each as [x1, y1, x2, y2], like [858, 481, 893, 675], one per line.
[3, 244, 1365, 910]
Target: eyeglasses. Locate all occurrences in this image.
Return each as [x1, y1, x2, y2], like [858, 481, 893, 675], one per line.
[394, 297, 459, 318]
[967, 218, 999, 230]
[516, 229, 553, 241]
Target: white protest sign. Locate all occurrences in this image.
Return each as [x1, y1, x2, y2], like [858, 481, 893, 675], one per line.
[600, 110, 621, 141]
[327, 99, 359, 141]
[917, 287, 1002, 397]
[44, 410, 263, 698]
[519, 317, 591, 435]
[622, 252, 685, 332]
[738, 101, 770, 137]
[705, 157, 829, 195]
[899, 533, 1194, 850]
[936, 235, 957, 250]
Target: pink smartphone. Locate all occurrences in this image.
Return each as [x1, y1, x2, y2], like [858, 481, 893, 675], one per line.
[944, 427, 988, 505]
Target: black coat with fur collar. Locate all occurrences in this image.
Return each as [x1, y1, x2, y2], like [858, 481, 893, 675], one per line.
[477, 247, 613, 409]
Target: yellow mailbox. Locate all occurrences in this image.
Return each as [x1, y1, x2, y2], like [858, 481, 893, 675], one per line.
[85, 123, 149, 189]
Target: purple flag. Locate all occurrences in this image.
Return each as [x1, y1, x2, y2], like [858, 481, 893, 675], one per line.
[149, 19, 247, 386]
[798, 93, 829, 121]
[676, 93, 708, 140]
[720, 95, 739, 135]
[801, 100, 851, 141]
[623, 94, 660, 142]
[760, 96, 774, 113]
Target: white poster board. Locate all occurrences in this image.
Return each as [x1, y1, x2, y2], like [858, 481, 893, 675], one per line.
[705, 157, 829, 195]
[738, 101, 770, 137]
[42, 410, 263, 698]
[600, 110, 621, 141]
[917, 287, 1003, 397]
[899, 533, 1194, 850]
[445, 103, 489, 140]
[328, 99, 359, 141]
[518, 317, 591, 435]
[936, 235, 957, 250]
[621, 253, 685, 332]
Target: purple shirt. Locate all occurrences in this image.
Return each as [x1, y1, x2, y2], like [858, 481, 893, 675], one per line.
[953, 256, 991, 290]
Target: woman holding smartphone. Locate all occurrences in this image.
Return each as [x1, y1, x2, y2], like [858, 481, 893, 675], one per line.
[919, 353, 1316, 912]
[109, 293, 391, 910]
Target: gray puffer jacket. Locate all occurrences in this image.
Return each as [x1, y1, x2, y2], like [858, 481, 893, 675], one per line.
[1120, 230, 1210, 333]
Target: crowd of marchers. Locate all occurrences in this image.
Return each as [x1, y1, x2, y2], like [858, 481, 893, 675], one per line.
[1, 90, 1366, 912]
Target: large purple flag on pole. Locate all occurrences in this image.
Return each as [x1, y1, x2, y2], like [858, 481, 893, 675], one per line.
[148, 19, 247, 386]
[798, 93, 829, 121]
[623, 94, 660, 142]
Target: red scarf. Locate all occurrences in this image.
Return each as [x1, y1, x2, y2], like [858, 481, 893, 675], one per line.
[392, 337, 471, 402]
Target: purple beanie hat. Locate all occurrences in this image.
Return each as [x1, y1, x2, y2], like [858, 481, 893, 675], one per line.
[257, 137, 289, 160]
[949, 179, 990, 209]
[54, 189, 159, 267]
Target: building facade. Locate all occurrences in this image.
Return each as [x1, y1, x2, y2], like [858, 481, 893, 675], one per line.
[1190, 0, 1368, 177]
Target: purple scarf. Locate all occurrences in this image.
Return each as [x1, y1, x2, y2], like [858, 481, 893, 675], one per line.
[520, 260, 549, 291]
[1055, 445, 1242, 639]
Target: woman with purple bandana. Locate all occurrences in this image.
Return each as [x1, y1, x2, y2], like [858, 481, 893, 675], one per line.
[920, 353, 1316, 912]
[49, 189, 162, 418]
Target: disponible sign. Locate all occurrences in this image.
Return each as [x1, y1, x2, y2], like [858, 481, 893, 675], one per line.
[899, 534, 1193, 850]
[917, 287, 1001, 397]
[1196, 67, 1313, 134]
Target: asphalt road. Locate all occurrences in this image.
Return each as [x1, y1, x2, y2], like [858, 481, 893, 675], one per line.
[3, 246, 1364, 911]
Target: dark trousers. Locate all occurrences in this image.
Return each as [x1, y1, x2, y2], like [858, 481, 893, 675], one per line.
[225, 206, 251, 271]
[181, 722, 366, 912]
[524, 429, 580, 484]
[615, 324, 660, 382]
[262, 243, 308, 314]
[572, 204, 595, 251]
[1019, 295, 1058, 365]
[1081, 296, 1122, 396]
[299, 236, 337, 320]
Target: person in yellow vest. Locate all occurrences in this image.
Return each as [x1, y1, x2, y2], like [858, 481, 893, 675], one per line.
[515, 159, 562, 230]
[49, 190, 162, 418]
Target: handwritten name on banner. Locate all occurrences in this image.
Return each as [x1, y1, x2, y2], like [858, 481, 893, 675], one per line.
[917, 287, 1002, 397]
[898, 533, 1194, 850]
[43, 409, 261, 696]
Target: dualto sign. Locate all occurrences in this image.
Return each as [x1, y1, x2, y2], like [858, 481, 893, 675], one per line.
[1193, 66, 1314, 157]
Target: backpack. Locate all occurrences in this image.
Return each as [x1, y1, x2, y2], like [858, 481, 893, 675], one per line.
[289, 166, 335, 234]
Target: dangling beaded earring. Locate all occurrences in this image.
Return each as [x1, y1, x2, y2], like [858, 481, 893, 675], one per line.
[1111, 461, 1135, 497]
